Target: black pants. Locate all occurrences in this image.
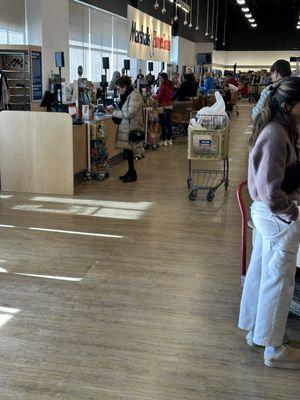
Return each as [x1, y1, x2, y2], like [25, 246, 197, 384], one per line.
[124, 149, 135, 173]
[158, 109, 173, 141]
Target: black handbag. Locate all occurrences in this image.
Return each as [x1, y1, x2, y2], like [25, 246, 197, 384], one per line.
[128, 129, 145, 142]
[281, 162, 300, 194]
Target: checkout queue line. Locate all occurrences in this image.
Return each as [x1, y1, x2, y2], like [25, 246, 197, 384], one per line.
[0, 46, 259, 198]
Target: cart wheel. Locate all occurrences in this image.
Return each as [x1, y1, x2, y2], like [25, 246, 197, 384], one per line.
[187, 178, 192, 189]
[224, 180, 229, 191]
[189, 190, 197, 201]
[207, 190, 215, 202]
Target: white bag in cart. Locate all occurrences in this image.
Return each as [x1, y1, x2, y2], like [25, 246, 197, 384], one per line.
[190, 91, 229, 130]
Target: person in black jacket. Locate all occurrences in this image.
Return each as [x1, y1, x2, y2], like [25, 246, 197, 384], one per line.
[173, 73, 197, 101]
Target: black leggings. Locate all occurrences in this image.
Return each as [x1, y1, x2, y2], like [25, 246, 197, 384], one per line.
[124, 149, 135, 173]
[158, 109, 173, 141]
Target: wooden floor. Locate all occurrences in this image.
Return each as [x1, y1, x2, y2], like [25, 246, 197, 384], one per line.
[0, 101, 299, 399]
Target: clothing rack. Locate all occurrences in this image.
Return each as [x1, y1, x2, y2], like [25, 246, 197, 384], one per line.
[0, 50, 29, 111]
[0, 69, 9, 111]
[0, 45, 43, 112]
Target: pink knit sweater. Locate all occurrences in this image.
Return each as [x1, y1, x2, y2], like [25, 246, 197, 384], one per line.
[248, 122, 299, 221]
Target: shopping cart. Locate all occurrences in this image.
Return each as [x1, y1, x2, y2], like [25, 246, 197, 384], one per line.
[86, 120, 110, 181]
[236, 180, 249, 286]
[171, 101, 193, 137]
[229, 91, 240, 117]
[237, 179, 300, 316]
[187, 113, 230, 202]
[144, 107, 161, 150]
[248, 84, 259, 103]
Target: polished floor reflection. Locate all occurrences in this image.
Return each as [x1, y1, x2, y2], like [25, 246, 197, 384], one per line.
[0, 101, 299, 399]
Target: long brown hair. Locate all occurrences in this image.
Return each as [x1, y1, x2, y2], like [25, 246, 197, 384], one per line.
[250, 77, 300, 150]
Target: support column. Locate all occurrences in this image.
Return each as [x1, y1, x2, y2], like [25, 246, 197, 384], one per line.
[26, 0, 70, 90]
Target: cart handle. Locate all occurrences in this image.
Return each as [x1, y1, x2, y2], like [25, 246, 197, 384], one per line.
[237, 180, 248, 287]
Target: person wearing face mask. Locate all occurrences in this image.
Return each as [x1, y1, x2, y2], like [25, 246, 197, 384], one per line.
[239, 77, 300, 369]
[107, 76, 144, 183]
[252, 60, 291, 121]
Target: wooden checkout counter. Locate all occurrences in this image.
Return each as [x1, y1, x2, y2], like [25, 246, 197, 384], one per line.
[0, 111, 121, 196]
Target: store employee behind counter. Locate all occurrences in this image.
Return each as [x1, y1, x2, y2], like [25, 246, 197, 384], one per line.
[238, 77, 300, 369]
[106, 75, 144, 183]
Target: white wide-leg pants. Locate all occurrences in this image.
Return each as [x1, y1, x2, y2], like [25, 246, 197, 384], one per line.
[238, 201, 300, 346]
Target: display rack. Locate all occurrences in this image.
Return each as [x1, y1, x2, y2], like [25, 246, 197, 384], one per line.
[0, 50, 29, 110]
[0, 45, 43, 111]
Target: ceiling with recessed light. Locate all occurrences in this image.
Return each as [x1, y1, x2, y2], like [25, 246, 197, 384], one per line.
[223, 0, 300, 50]
[81, 0, 300, 50]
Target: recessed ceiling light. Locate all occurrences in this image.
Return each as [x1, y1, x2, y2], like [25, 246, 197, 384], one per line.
[237, 0, 246, 4]
[297, 26, 300, 29]
[251, 23, 257, 28]
[245, 13, 252, 18]
[249, 18, 255, 23]
[242, 7, 250, 12]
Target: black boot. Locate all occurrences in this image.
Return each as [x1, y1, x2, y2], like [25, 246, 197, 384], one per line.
[119, 171, 130, 180]
[123, 170, 137, 183]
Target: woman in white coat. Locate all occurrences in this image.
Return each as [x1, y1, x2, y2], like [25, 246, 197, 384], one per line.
[107, 76, 144, 183]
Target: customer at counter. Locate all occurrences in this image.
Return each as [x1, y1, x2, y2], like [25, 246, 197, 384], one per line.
[109, 71, 121, 96]
[173, 73, 198, 101]
[239, 77, 300, 369]
[152, 73, 173, 146]
[199, 72, 216, 96]
[252, 59, 292, 121]
[106, 76, 144, 183]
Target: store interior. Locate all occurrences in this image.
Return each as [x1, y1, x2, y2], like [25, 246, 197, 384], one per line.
[0, 0, 300, 398]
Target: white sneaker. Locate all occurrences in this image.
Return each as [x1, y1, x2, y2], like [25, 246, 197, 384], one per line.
[164, 140, 168, 146]
[264, 345, 300, 369]
[168, 140, 173, 145]
[246, 331, 289, 348]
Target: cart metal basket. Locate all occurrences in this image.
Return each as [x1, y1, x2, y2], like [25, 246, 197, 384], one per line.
[187, 113, 230, 201]
[144, 107, 161, 150]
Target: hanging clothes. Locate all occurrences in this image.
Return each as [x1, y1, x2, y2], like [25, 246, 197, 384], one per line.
[0, 71, 10, 110]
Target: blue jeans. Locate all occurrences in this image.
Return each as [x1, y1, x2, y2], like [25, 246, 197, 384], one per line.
[158, 109, 172, 141]
[238, 201, 300, 346]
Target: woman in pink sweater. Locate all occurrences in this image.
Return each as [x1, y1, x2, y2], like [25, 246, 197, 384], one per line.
[239, 78, 300, 369]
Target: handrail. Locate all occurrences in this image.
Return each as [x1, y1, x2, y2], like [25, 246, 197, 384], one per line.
[237, 180, 248, 286]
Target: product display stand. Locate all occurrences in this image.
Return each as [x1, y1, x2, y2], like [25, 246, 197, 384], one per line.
[0, 45, 43, 111]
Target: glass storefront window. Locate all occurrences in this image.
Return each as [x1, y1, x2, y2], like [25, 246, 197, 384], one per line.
[69, 0, 128, 83]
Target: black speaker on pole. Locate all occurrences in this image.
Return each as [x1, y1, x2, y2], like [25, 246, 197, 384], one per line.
[161, 62, 165, 71]
[55, 52, 65, 68]
[148, 62, 153, 72]
[55, 52, 65, 105]
[102, 57, 110, 70]
[124, 59, 131, 71]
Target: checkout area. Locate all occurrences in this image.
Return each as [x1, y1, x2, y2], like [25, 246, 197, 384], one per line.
[0, 47, 123, 196]
[0, 111, 120, 196]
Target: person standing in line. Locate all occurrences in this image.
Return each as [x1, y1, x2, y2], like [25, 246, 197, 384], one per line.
[107, 76, 144, 183]
[252, 59, 292, 121]
[153, 72, 173, 146]
[137, 69, 144, 81]
[199, 72, 216, 96]
[238, 78, 300, 369]
[173, 73, 198, 101]
[108, 71, 121, 97]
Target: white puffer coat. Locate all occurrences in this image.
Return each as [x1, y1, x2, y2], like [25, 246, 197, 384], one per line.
[112, 89, 144, 150]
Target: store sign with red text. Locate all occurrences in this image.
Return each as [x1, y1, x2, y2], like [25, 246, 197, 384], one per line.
[128, 5, 171, 63]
